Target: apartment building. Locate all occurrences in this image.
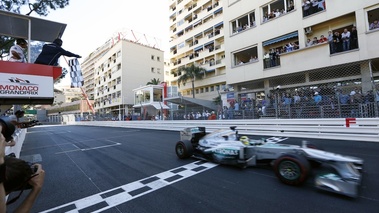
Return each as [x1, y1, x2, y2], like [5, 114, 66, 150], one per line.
[222, 0, 379, 105]
[93, 39, 164, 118]
[81, 41, 112, 100]
[168, 0, 227, 101]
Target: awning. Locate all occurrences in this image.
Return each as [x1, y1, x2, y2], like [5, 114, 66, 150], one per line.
[0, 10, 66, 42]
[169, 12, 176, 18]
[132, 102, 170, 110]
[194, 45, 203, 51]
[164, 96, 218, 111]
[151, 103, 170, 110]
[194, 32, 202, 38]
[184, 13, 192, 19]
[204, 40, 214, 47]
[214, 21, 223, 28]
[263, 31, 298, 46]
[176, 30, 183, 36]
[185, 37, 193, 42]
[204, 27, 213, 33]
[193, 19, 202, 26]
[214, 7, 223, 14]
[185, 25, 193, 31]
[206, 69, 215, 72]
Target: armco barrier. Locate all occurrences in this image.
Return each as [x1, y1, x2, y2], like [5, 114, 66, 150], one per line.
[5, 128, 27, 158]
[72, 118, 379, 142]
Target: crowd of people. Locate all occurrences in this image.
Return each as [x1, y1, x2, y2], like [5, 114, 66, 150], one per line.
[174, 85, 378, 120]
[302, 0, 326, 17]
[263, 1, 295, 23]
[328, 27, 359, 54]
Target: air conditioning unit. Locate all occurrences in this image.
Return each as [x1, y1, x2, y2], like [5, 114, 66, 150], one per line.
[305, 27, 313, 35]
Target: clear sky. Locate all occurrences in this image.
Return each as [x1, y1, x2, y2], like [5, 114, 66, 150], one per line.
[28, 0, 169, 85]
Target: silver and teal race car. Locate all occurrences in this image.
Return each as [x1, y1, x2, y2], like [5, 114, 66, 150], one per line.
[175, 126, 363, 198]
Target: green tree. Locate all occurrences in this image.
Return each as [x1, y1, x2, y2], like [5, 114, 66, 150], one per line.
[0, 0, 70, 58]
[146, 78, 161, 85]
[177, 64, 206, 98]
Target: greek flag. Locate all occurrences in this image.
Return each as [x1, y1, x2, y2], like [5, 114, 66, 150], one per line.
[69, 58, 84, 88]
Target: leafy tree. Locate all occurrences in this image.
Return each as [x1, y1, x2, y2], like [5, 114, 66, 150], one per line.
[0, 0, 70, 16]
[177, 64, 206, 98]
[0, 0, 70, 58]
[212, 95, 222, 106]
[146, 78, 161, 85]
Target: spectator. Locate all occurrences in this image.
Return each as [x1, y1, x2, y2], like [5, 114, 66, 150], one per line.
[9, 110, 28, 129]
[269, 49, 277, 67]
[263, 52, 270, 68]
[350, 26, 358, 49]
[288, 1, 295, 12]
[319, 34, 327, 43]
[302, 0, 311, 17]
[306, 38, 313, 47]
[313, 92, 322, 105]
[208, 111, 217, 120]
[312, 36, 319, 45]
[34, 38, 81, 66]
[328, 31, 335, 54]
[333, 31, 342, 52]
[341, 28, 350, 51]
[8, 39, 28, 63]
[369, 20, 379, 30]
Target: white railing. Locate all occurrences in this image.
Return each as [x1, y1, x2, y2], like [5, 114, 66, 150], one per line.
[72, 118, 379, 142]
[5, 128, 27, 158]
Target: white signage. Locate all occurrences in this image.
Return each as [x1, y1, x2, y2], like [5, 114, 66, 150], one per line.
[0, 73, 53, 98]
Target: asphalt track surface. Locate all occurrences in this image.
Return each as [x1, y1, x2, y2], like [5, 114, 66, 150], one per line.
[7, 125, 379, 213]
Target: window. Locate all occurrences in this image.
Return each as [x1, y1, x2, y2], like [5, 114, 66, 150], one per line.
[117, 64, 121, 70]
[157, 56, 161, 61]
[367, 7, 379, 31]
[151, 68, 155, 73]
[231, 10, 256, 35]
[151, 55, 155, 60]
[302, 0, 326, 18]
[262, 0, 297, 22]
[232, 46, 258, 66]
[210, 86, 214, 92]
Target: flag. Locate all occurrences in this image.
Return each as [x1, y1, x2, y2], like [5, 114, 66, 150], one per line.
[68, 58, 84, 88]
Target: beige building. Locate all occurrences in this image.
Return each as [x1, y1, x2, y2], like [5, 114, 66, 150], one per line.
[222, 0, 379, 103]
[53, 86, 82, 105]
[93, 39, 164, 118]
[81, 40, 112, 100]
[168, 0, 227, 101]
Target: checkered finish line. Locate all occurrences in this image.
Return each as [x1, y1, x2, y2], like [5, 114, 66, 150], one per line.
[41, 161, 218, 213]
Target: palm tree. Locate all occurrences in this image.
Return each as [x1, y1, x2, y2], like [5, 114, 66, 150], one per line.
[177, 64, 206, 98]
[146, 78, 161, 85]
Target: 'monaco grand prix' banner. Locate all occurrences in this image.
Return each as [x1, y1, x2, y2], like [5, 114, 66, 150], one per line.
[0, 61, 60, 104]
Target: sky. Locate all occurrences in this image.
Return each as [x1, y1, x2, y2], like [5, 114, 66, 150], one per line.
[28, 0, 170, 85]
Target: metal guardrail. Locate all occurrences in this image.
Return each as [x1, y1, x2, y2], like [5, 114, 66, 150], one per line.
[73, 118, 379, 142]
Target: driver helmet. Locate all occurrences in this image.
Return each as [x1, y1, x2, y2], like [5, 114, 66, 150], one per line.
[239, 136, 249, 145]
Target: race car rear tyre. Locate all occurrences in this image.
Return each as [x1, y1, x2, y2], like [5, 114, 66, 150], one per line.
[175, 140, 193, 159]
[273, 154, 310, 186]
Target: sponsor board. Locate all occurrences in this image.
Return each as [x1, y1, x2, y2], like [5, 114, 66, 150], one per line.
[0, 73, 53, 98]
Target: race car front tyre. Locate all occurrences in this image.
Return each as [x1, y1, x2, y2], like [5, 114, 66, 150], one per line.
[273, 153, 310, 186]
[175, 140, 194, 159]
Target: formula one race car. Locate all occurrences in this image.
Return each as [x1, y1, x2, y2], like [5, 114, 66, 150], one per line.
[175, 126, 363, 198]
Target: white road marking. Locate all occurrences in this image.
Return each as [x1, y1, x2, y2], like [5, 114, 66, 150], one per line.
[40, 161, 218, 213]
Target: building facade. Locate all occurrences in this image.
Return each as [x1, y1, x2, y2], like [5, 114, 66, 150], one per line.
[220, 0, 379, 118]
[168, 0, 227, 101]
[93, 39, 164, 119]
